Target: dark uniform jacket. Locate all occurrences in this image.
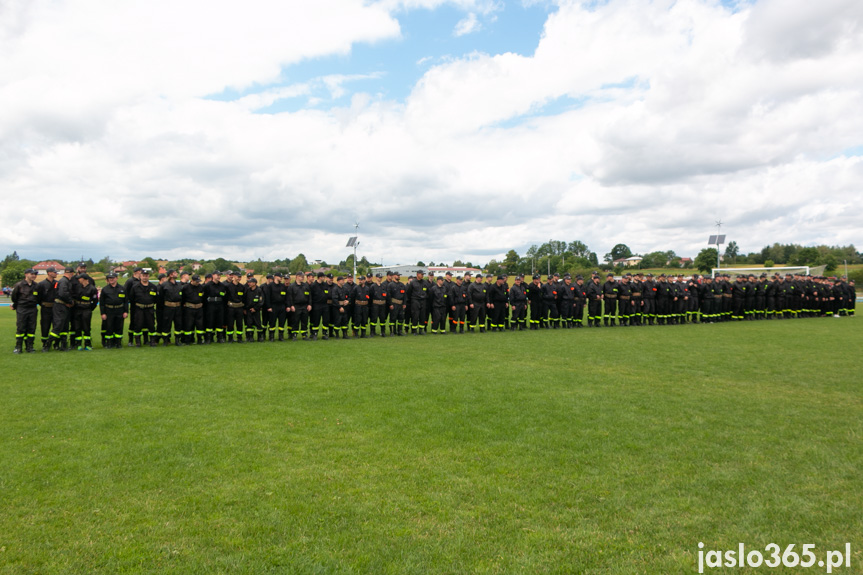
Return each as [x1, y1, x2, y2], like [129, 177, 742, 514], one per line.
[11, 280, 39, 309]
[99, 284, 128, 314]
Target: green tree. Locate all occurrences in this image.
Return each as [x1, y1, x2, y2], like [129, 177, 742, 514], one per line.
[764, 260, 774, 268]
[1, 261, 27, 287]
[289, 254, 309, 273]
[1, 251, 20, 271]
[416, 261, 425, 267]
[694, 248, 718, 273]
[567, 241, 591, 259]
[604, 244, 632, 264]
[140, 257, 158, 271]
[724, 241, 739, 263]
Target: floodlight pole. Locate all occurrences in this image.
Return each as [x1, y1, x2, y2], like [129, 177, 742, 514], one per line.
[715, 220, 723, 271]
[353, 222, 359, 279]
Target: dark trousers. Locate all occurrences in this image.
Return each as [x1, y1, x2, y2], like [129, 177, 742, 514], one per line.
[529, 301, 543, 329]
[431, 305, 447, 333]
[51, 303, 72, 342]
[131, 308, 156, 338]
[245, 309, 264, 338]
[450, 304, 467, 332]
[226, 306, 245, 339]
[410, 300, 427, 331]
[604, 298, 617, 324]
[489, 302, 508, 330]
[205, 304, 225, 340]
[268, 304, 287, 336]
[468, 303, 487, 330]
[16, 307, 37, 342]
[353, 304, 369, 331]
[292, 306, 310, 337]
[183, 307, 204, 341]
[40, 306, 54, 344]
[310, 305, 330, 336]
[587, 299, 602, 325]
[161, 306, 182, 338]
[370, 304, 387, 333]
[103, 310, 125, 344]
[72, 307, 93, 347]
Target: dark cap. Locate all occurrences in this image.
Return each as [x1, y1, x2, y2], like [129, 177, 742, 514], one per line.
[78, 274, 91, 281]
[336, 276, 344, 281]
[375, 273, 382, 278]
[212, 270, 221, 275]
[486, 274, 494, 278]
[134, 267, 143, 273]
[204, 273, 212, 279]
[532, 274, 541, 280]
[445, 271, 452, 276]
[498, 275, 506, 280]
[105, 272, 117, 278]
[78, 262, 87, 268]
[646, 273, 654, 277]
[248, 277, 257, 283]
[158, 273, 166, 279]
[64, 267, 75, 273]
[317, 272, 325, 278]
[141, 269, 150, 275]
[607, 273, 614, 278]
[553, 273, 560, 277]
[564, 274, 571, 279]
[168, 269, 177, 275]
[46, 266, 57, 273]
[295, 271, 304, 276]
[191, 275, 201, 281]
[274, 272, 282, 278]
[246, 272, 254, 278]
[576, 274, 584, 280]
[266, 274, 274, 280]
[326, 273, 333, 279]
[25, 268, 37, 274]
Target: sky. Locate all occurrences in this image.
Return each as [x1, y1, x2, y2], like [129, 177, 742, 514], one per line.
[1, 0, 862, 266]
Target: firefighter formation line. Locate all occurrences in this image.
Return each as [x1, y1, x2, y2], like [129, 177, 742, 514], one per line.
[8, 264, 858, 353]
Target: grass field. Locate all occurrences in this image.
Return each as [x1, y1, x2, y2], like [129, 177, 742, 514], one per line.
[1, 308, 861, 574]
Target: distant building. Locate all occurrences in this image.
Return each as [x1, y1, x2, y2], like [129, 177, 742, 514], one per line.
[369, 265, 483, 278]
[33, 261, 64, 274]
[613, 256, 643, 268]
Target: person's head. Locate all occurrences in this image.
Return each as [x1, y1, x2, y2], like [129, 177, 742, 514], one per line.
[576, 275, 584, 285]
[46, 267, 58, 279]
[436, 276, 444, 286]
[180, 272, 190, 282]
[64, 267, 75, 278]
[337, 276, 345, 286]
[25, 269, 37, 282]
[455, 275, 463, 284]
[168, 269, 178, 280]
[274, 272, 282, 284]
[497, 275, 506, 286]
[106, 272, 118, 286]
[191, 275, 201, 286]
[318, 272, 326, 283]
[416, 271, 424, 280]
[140, 271, 150, 284]
[248, 277, 257, 289]
[295, 271, 305, 283]
[76, 262, 87, 273]
[533, 274, 541, 285]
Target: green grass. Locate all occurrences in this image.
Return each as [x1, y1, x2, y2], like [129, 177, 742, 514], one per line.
[1, 309, 861, 574]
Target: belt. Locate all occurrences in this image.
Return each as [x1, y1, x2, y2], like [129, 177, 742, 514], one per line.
[41, 302, 54, 307]
[632, 292, 642, 297]
[373, 299, 386, 305]
[207, 297, 223, 302]
[605, 294, 617, 298]
[75, 301, 91, 307]
[391, 298, 403, 305]
[354, 301, 368, 306]
[164, 301, 181, 307]
[326, 300, 332, 304]
[54, 299, 70, 304]
[105, 304, 124, 309]
[184, 303, 203, 309]
[136, 303, 155, 309]
[228, 302, 244, 308]
[619, 296, 630, 300]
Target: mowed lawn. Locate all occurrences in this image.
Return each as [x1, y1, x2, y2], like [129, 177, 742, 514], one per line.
[1, 309, 861, 574]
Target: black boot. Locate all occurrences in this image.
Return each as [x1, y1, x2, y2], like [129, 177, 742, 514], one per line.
[135, 336, 142, 348]
[175, 335, 183, 346]
[13, 338, 23, 354]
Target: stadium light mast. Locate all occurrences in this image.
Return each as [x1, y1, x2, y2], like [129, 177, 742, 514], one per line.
[708, 220, 725, 272]
[346, 222, 359, 279]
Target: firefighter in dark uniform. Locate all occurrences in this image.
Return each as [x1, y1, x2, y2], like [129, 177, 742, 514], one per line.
[586, 273, 604, 327]
[330, 277, 349, 338]
[180, 275, 205, 344]
[486, 275, 509, 331]
[730, 275, 747, 321]
[656, 274, 675, 325]
[309, 272, 331, 340]
[755, 274, 767, 319]
[429, 276, 449, 334]
[158, 270, 183, 345]
[699, 276, 715, 322]
[129, 270, 158, 346]
[71, 274, 98, 350]
[641, 273, 656, 325]
[36, 267, 58, 351]
[573, 275, 587, 327]
[388, 272, 407, 336]
[288, 271, 311, 340]
[10, 268, 39, 354]
[123, 268, 142, 346]
[223, 271, 246, 342]
[602, 273, 618, 326]
[49, 267, 76, 351]
[630, 273, 643, 326]
[203, 271, 226, 343]
[405, 270, 428, 335]
[617, 274, 632, 326]
[541, 275, 560, 328]
[243, 277, 266, 342]
[467, 272, 489, 332]
[686, 274, 700, 323]
[368, 273, 389, 337]
[558, 274, 576, 328]
[99, 272, 128, 348]
[448, 275, 468, 333]
[265, 273, 288, 341]
[351, 274, 371, 337]
[525, 274, 543, 329]
[507, 275, 527, 330]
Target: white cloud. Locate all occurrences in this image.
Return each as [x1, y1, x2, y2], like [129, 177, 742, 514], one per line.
[454, 12, 481, 36]
[1, 0, 861, 265]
